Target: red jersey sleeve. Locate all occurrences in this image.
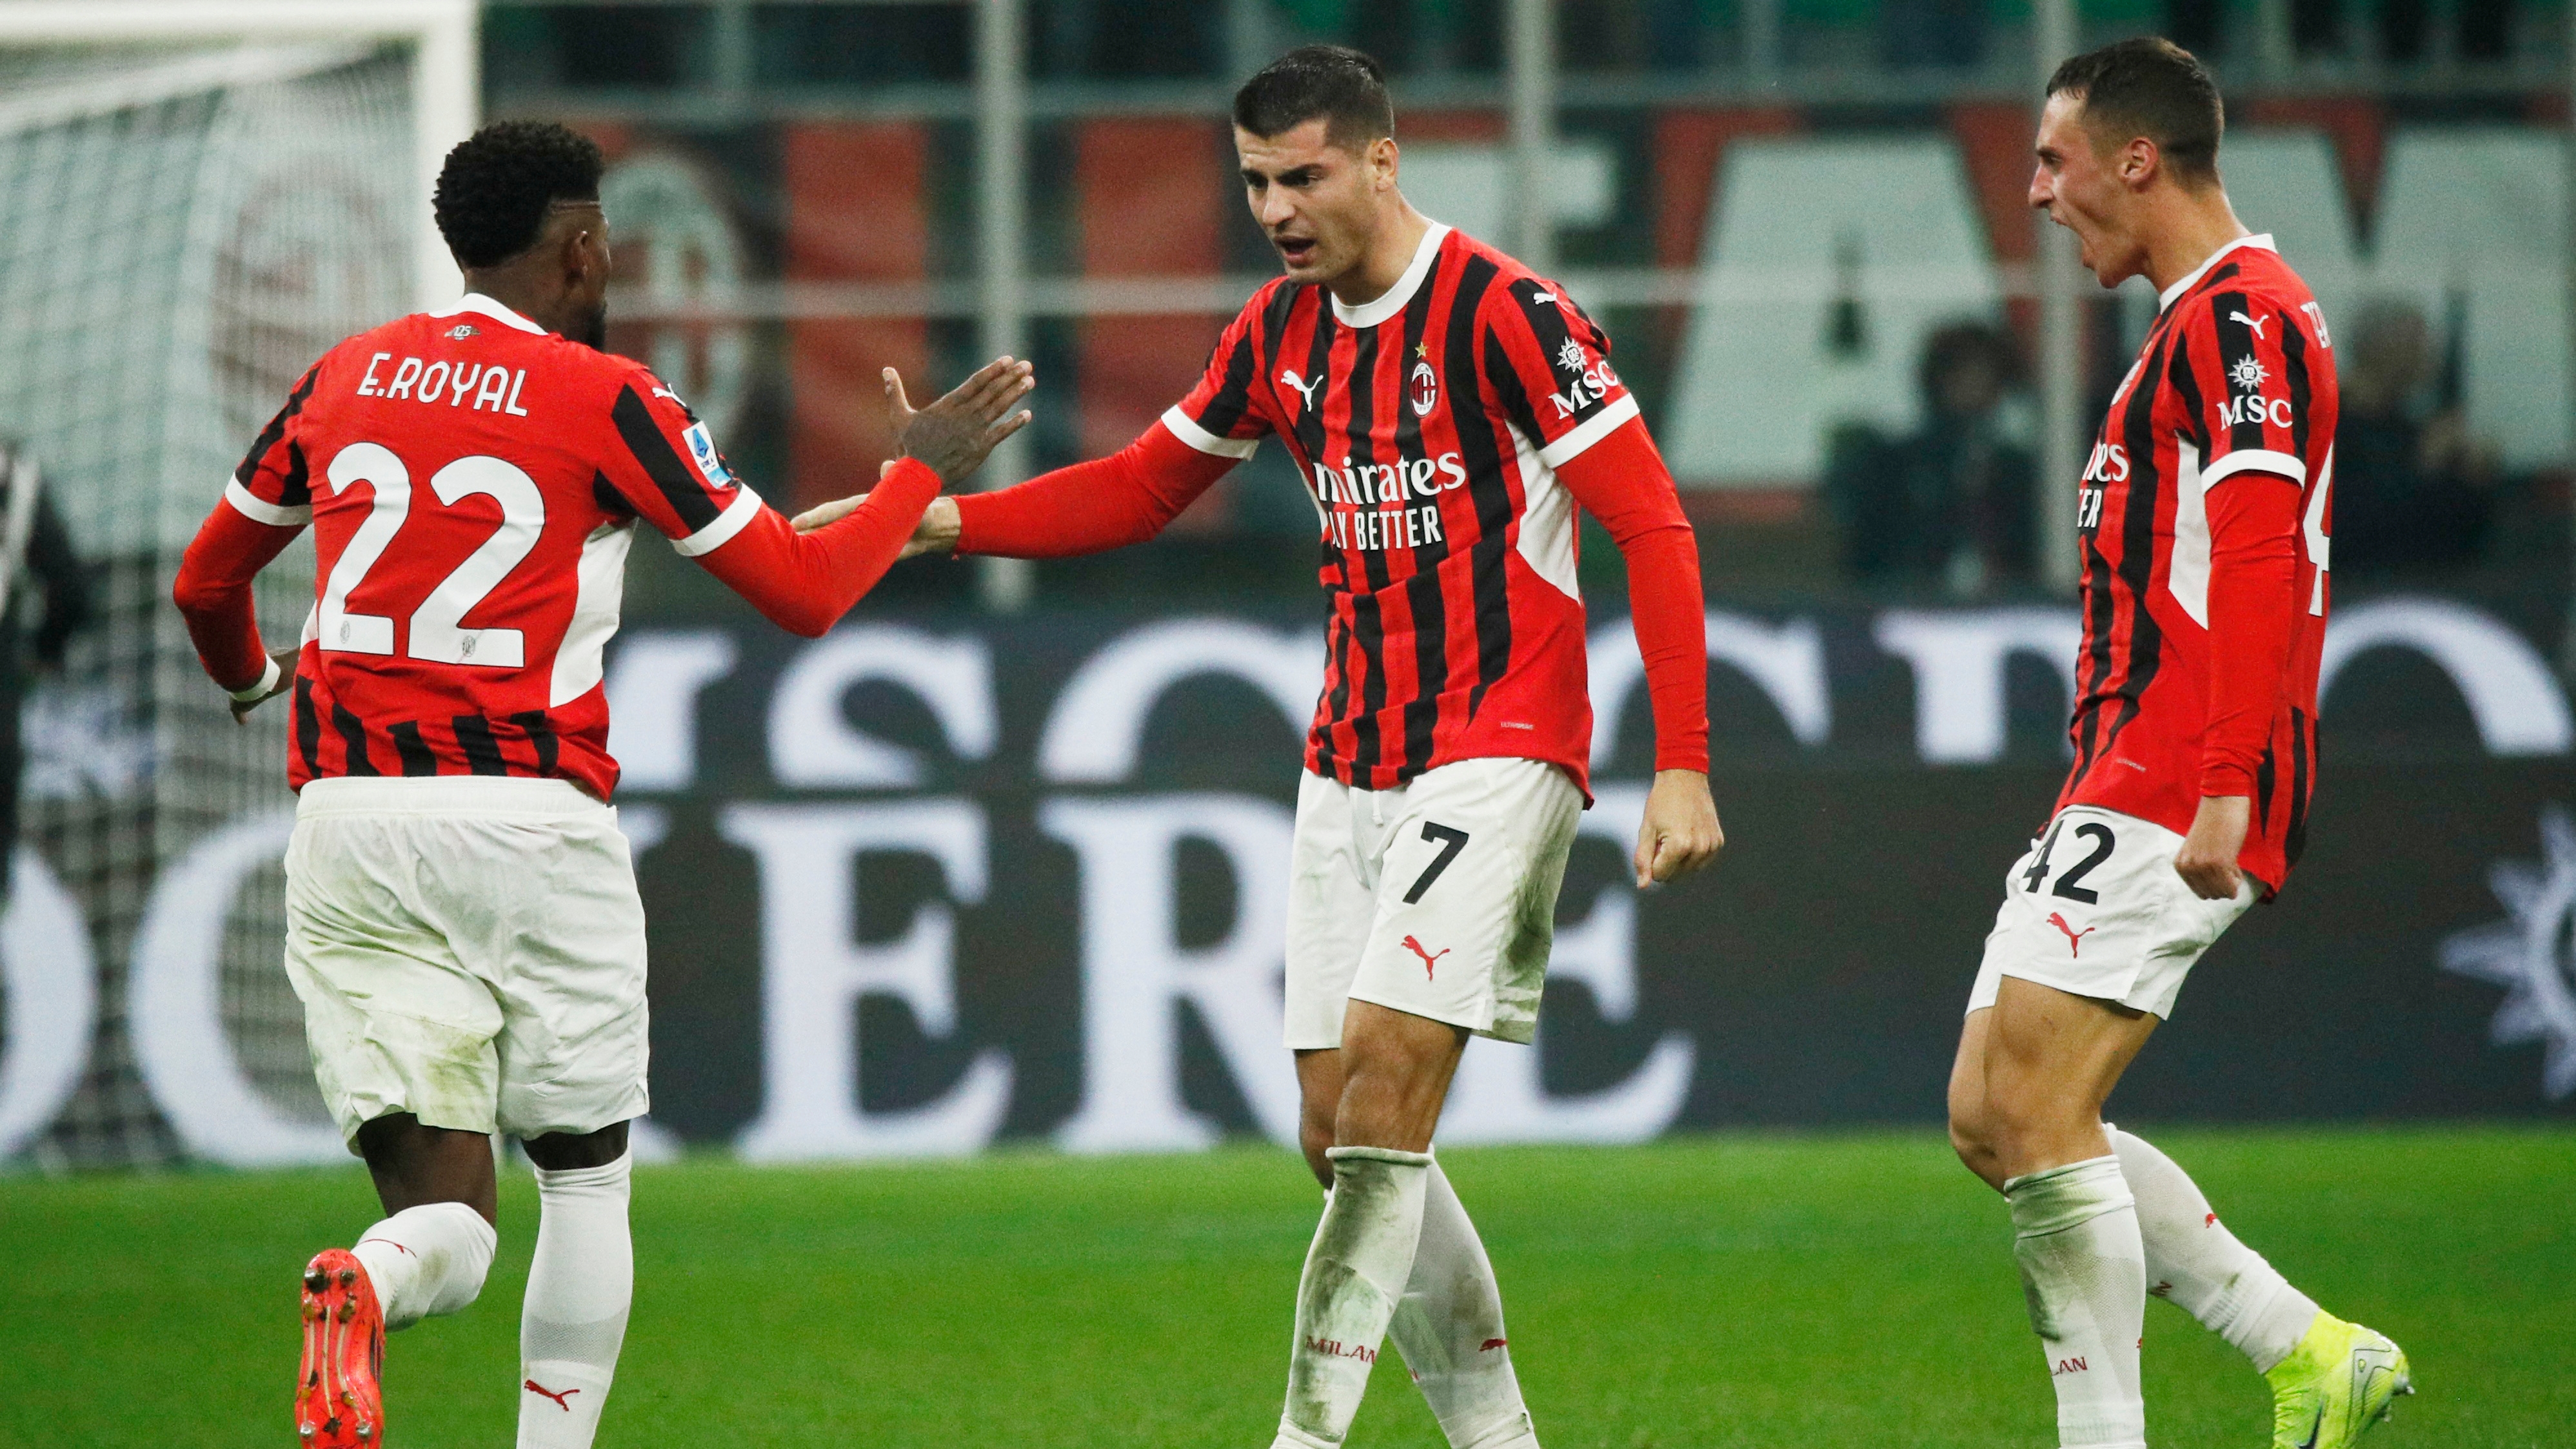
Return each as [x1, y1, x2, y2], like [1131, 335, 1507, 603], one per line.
[954, 423, 1234, 558]
[176, 358, 327, 693]
[591, 370, 764, 557]
[1158, 290, 1281, 462]
[2180, 288, 2324, 490]
[1478, 277, 1642, 468]
[224, 362, 324, 527]
[2178, 286, 2319, 800]
[1550, 420, 1710, 773]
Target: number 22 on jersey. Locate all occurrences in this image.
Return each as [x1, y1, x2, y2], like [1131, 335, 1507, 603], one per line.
[319, 442, 546, 667]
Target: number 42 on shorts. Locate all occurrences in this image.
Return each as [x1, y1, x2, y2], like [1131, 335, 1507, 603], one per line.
[2021, 818, 2114, 903]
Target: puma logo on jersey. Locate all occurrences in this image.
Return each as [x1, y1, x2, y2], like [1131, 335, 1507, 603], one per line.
[1280, 370, 1321, 413]
[1529, 288, 1558, 306]
[2047, 912, 2097, 957]
[1402, 934, 1451, 979]
[524, 1381, 580, 1411]
[2228, 310, 2269, 339]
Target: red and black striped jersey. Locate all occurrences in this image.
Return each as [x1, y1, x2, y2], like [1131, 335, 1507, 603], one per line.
[224, 294, 760, 798]
[1164, 224, 1641, 791]
[2056, 235, 2338, 892]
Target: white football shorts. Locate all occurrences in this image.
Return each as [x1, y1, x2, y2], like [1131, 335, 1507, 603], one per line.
[1967, 804, 2255, 1020]
[284, 776, 651, 1149]
[1284, 756, 1583, 1049]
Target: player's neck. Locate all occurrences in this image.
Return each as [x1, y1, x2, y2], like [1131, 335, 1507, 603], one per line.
[459, 270, 570, 337]
[1325, 203, 1432, 310]
[2139, 187, 2250, 297]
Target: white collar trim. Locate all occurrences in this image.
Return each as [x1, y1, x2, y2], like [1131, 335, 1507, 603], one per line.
[1331, 222, 1451, 328]
[2159, 233, 2274, 311]
[430, 293, 550, 335]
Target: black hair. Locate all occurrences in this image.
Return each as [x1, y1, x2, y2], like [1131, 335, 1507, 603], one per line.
[2046, 36, 2224, 186]
[1231, 44, 1395, 151]
[433, 121, 606, 270]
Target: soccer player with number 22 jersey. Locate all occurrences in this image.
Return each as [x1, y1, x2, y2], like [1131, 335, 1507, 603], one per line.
[1945, 39, 2411, 1449]
[864, 45, 1724, 1449]
[170, 123, 1031, 1449]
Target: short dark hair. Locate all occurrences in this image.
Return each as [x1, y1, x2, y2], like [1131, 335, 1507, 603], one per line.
[2046, 36, 2223, 186]
[1232, 45, 1394, 151]
[433, 121, 606, 269]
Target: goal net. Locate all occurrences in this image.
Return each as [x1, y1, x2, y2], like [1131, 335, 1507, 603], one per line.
[0, 6, 472, 1168]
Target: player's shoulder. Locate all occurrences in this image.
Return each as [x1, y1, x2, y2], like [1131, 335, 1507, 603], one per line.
[1445, 229, 1597, 334]
[2171, 241, 2317, 328]
[1231, 272, 1325, 345]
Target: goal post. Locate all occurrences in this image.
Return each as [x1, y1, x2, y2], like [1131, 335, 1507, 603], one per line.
[0, 0, 477, 308]
[0, 0, 476, 1167]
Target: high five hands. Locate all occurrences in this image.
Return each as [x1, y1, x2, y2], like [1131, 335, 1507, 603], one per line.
[791, 357, 1033, 534]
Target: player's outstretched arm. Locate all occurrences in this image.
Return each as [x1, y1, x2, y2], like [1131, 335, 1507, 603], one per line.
[1552, 420, 1724, 887]
[856, 417, 1238, 564]
[697, 358, 1033, 636]
[789, 358, 1035, 533]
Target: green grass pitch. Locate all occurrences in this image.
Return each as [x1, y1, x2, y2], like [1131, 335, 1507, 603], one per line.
[3, 1126, 2567, 1447]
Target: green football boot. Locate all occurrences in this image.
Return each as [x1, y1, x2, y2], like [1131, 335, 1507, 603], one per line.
[2266, 1312, 2412, 1449]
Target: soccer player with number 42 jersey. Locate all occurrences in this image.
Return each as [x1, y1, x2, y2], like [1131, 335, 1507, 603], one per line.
[833, 45, 1723, 1449]
[1944, 40, 2410, 1449]
[170, 122, 1031, 1449]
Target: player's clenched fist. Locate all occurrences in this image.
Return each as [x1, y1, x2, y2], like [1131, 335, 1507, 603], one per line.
[1633, 768, 1723, 887]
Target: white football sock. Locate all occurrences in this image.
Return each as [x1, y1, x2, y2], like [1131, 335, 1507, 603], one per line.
[517, 1152, 634, 1449]
[1273, 1146, 1432, 1449]
[2006, 1156, 2147, 1449]
[350, 1201, 497, 1332]
[2109, 1127, 2319, 1373]
[1387, 1161, 1538, 1449]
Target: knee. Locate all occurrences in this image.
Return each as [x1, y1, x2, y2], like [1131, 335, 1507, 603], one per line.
[1298, 1116, 1336, 1189]
[1945, 1072, 2018, 1192]
[1947, 1110, 2005, 1191]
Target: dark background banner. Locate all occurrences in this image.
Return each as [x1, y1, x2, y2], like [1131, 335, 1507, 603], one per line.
[595, 594, 2576, 1154]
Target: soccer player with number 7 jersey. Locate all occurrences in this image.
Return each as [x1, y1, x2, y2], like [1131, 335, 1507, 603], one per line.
[170, 122, 1031, 1449]
[849, 45, 1722, 1449]
[1945, 39, 2410, 1449]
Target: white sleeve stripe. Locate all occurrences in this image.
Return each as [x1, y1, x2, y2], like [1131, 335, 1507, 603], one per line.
[669, 486, 764, 557]
[2202, 449, 2306, 488]
[1160, 405, 1259, 459]
[1534, 393, 1642, 469]
[224, 478, 312, 527]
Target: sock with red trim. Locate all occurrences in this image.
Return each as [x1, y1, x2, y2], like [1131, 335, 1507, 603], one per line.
[2006, 1155, 2147, 1449]
[1273, 1146, 1432, 1449]
[349, 1200, 495, 1332]
[2109, 1126, 2319, 1373]
[517, 1152, 633, 1449]
[1387, 1160, 1538, 1449]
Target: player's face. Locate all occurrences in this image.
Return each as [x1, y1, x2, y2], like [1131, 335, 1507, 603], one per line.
[1236, 121, 1392, 285]
[2029, 94, 2143, 288]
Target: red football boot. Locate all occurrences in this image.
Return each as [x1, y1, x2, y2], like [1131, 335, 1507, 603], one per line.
[296, 1249, 386, 1446]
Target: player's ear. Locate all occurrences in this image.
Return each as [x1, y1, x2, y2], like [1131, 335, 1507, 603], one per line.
[2121, 137, 2159, 191]
[1369, 136, 1400, 192]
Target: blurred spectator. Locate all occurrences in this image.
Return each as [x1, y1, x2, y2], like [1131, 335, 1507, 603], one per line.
[2330, 299, 2499, 577]
[0, 439, 91, 904]
[1823, 320, 2036, 596]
